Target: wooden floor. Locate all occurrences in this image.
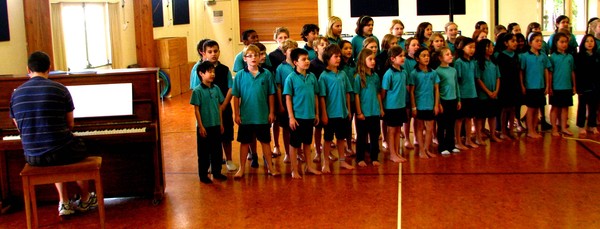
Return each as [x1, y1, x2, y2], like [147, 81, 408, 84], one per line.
[1, 90, 600, 228]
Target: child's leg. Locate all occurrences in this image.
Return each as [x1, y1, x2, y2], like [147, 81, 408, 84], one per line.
[282, 128, 290, 157]
[576, 93, 588, 133]
[388, 126, 399, 162]
[454, 118, 467, 149]
[272, 122, 280, 153]
[526, 107, 542, 138]
[589, 94, 599, 134]
[500, 108, 509, 138]
[289, 146, 301, 179]
[337, 137, 355, 168]
[488, 116, 502, 142]
[369, 117, 382, 166]
[209, 128, 225, 178]
[303, 143, 321, 174]
[260, 142, 278, 175]
[313, 127, 323, 162]
[234, 143, 249, 178]
[475, 118, 486, 145]
[560, 107, 572, 135]
[403, 117, 414, 148]
[197, 128, 211, 179]
[550, 106, 559, 136]
[423, 120, 437, 158]
[356, 118, 368, 166]
[381, 120, 388, 149]
[415, 119, 427, 158]
[464, 118, 478, 148]
[322, 140, 332, 173]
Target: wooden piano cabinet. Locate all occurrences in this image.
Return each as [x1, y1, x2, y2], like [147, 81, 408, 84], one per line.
[0, 68, 165, 211]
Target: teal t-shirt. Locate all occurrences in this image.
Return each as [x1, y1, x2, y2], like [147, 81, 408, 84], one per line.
[435, 66, 460, 101]
[190, 60, 203, 89]
[381, 67, 408, 109]
[409, 68, 440, 110]
[397, 38, 405, 51]
[327, 37, 343, 46]
[318, 69, 353, 118]
[549, 52, 574, 90]
[403, 56, 417, 76]
[341, 60, 357, 102]
[283, 71, 319, 119]
[231, 67, 275, 124]
[454, 57, 478, 99]
[190, 83, 224, 127]
[475, 60, 501, 100]
[275, 62, 295, 86]
[447, 40, 456, 54]
[351, 34, 380, 59]
[520, 51, 551, 89]
[353, 73, 381, 117]
[304, 44, 317, 61]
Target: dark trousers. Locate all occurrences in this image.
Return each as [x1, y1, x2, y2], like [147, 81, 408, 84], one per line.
[577, 92, 598, 128]
[437, 99, 458, 152]
[197, 126, 223, 178]
[356, 116, 381, 162]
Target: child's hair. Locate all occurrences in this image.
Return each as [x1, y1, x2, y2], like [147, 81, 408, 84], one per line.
[28, 51, 51, 73]
[291, 48, 309, 62]
[526, 22, 541, 38]
[390, 19, 405, 33]
[355, 15, 374, 36]
[587, 17, 599, 35]
[507, 23, 519, 34]
[301, 24, 319, 42]
[579, 34, 598, 54]
[386, 46, 404, 69]
[404, 37, 417, 52]
[514, 33, 526, 52]
[362, 37, 378, 48]
[242, 29, 257, 41]
[428, 32, 446, 52]
[494, 25, 507, 37]
[380, 34, 396, 50]
[550, 32, 569, 54]
[444, 22, 457, 33]
[322, 44, 342, 65]
[471, 29, 483, 40]
[554, 15, 569, 32]
[202, 40, 219, 52]
[475, 21, 487, 30]
[281, 39, 298, 53]
[273, 27, 290, 40]
[312, 35, 329, 48]
[327, 16, 342, 39]
[493, 32, 514, 53]
[243, 44, 260, 56]
[196, 39, 210, 56]
[433, 46, 451, 63]
[355, 48, 375, 87]
[255, 42, 267, 52]
[474, 39, 493, 71]
[528, 32, 543, 44]
[197, 61, 215, 75]
[415, 22, 432, 44]
[456, 37, 475, 59]
[414, 47, 429, 63]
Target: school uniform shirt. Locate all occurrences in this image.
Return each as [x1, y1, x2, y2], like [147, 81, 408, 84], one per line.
[327, 36, 343, 46]
[351, 34, 380, 59]
[435, 66, 460, 101]
[409, 68, 440, 110]
[309, 58, 327, 80]
[549, 52, 575, 90]
[520, 50, 552, 89]
[454, 57, 478, 99]
[190, 83, 224, 127]
[447, 40, 456, 54]
[283, 71, 319, 119]
[269, 49, 286, 70]
[403, 56, 417, 76]
[319, 69, 353, 118]
[340, 59, 357, 102]
[397, 38, 406, 51]
[190, 61, 232, 98]
[304, 44, 317, 61]
[475, 60, 501, 100]
[275, 62, 295, 86]
[381, 67, 408, 109]
[231, 67, 276, 125]
[353, 73, 382, 117]
[233, 50, 272, 72]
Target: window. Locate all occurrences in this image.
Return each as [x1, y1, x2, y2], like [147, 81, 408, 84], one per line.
[61, 3, 112, 70]
[542, 0, 588, 32]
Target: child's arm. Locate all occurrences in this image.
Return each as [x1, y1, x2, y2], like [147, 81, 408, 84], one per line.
[409, 85, 416, 117]
[194, 106, 207, 137]
[268, 94, 276, 123]
[354, 93, 365, 120]
[346, 93, 351, 120]
[233, 96, 241, 125]
[433, 84, 440, 115]
[545, 69, 552, 95]
[476, 78, 493, 97]
[314, 95, 320, 125]
[493, 78, 501, 99]
[286, 95, 298, 130]
[377, 90, 385, 117]
[219, 104, 224, 134]
[519, 70, 526, 95]
[319, 97, 328, 125]
[571, 71, 577, 95]
[276, 84, 285, 113]
[221, 89, 233, 111]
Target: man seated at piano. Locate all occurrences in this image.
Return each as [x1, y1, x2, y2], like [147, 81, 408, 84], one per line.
[9, 51, 98, 216]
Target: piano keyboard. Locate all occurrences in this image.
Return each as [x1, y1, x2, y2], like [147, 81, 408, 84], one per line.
[2, 127, 146, 140]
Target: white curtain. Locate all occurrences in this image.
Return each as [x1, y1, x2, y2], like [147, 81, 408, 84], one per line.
[50, 3, 67, 71]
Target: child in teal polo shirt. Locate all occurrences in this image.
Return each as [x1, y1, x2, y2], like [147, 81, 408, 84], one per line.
[549, 32, 576, 136]
[232, 45, 278, 178]
[301, 24, 319, 61]
[319, 44, 356, 173]
[284, 48, 321, 179]
[190, 61, 228, 184]
[382, 46, 409, 163]
[274, 39, 298, 162]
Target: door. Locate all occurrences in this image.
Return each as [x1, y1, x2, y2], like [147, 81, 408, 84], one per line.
[203, 1, 235, 68]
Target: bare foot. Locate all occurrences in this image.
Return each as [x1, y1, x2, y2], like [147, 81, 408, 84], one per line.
[372, 161, 381, 166]
[269, 169, 280, 176]
[561, 130, 573, 136]
[579, 128, 587, 135]
[340, 161, 355, 169]
[291, 171, 302, 179]
[390, 155, 403, 163]
[305, 166, 322, 175]
[399, 157, 407, 163]
[490, 136, 503, 142]
[404, 142, 415, 149]
[527, 132, 542, 138]
[551, 131, 560, 137]
[357, 161, 367, 167]
[590, 127, 599, 134]
[475, 139, 486, 146]
[233, 170, 244, 178]
[455, 144, 468, 150]
[283, 154, 291, 163]
[426, 151, 437, 158]
[313, 154, 321, 163]
[466, 141, 479, 148]
[321, 165, 331, 174]
[419, 153, 429, 159]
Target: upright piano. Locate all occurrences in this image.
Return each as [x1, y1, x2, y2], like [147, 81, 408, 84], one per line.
[0, 68, 165, 211]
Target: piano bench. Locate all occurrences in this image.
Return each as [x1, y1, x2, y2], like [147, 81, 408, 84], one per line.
[20, 156, 105, 229]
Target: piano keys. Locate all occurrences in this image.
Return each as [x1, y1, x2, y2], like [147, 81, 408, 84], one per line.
[0, 68, 165, 211]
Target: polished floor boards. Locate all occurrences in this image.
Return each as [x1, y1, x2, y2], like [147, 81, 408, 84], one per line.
[1, 91, 599, 228]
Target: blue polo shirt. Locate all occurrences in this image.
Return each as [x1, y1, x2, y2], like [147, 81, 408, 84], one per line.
[351, 34, 380, 59]
[403, 56, 417, 77]
[283, 71, 319, 119]
[454, 57, 478, 99]
[327, 36, 343, 46]
[275, 62, 295, 86]
[319, 69, 353, 118]
[341, 60, 357, 102]
[190, 61, 233, 99]
[475, 60, 501, 100]
[397, 38, 406, 51]
[435, 66, 460, 101]
[520, 50, 551, 89]
[409, 68, 440, 110]
[381, 67, 408, 109]
[304, 44, 317, 61]
[447, 40, 456, 53]
[233, 50, 272, 72]
[190, 83, 224, 127]
[353, 73, 381, 117]
[9, 77, 74, 157]
[549, 52, 575, 90]
[231, 67, 275, 124]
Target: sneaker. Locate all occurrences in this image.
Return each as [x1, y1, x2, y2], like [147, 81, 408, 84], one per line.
[58, 201, 75, 216]
[213, 174, 228, 181]
[226, 160, 238, 171]
[441, 150, 450, 155]
[75, 192, 98, 212]
[451, 148, 461, 153]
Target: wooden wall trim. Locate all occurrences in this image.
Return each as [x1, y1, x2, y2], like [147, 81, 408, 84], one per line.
[133, 0, 156, 67]
[23, 0, 53, 69]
